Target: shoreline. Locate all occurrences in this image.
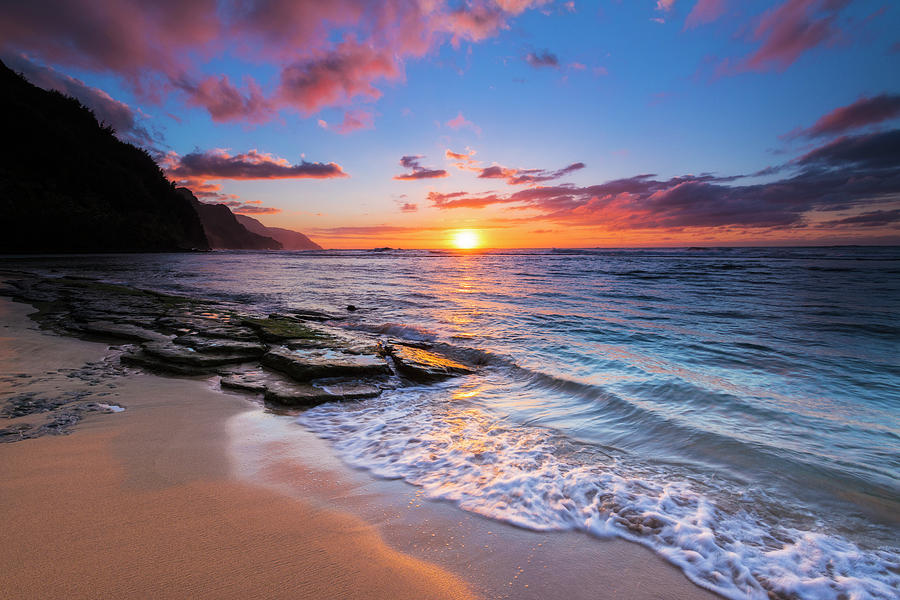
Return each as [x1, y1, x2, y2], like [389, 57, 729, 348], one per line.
[0, 284, 718, 599]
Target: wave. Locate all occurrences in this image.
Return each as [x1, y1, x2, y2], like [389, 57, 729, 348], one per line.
[298, 388, 900, 600]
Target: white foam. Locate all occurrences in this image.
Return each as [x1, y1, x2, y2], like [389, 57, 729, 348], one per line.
[98, 403, 125, 412]
[298, 389, 900, 600]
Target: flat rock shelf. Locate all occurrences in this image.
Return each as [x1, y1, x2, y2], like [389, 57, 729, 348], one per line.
[0, 272, 478, 410]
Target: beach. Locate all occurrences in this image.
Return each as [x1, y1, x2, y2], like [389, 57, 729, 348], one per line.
[0, 288, 718, 599]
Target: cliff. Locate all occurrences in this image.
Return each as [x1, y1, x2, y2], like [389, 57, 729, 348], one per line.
[234, 214, 323, 250]
[176, 189, 282, 250]
[0, 60, 209, 253]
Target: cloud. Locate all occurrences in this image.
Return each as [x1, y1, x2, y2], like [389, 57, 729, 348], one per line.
[786, 94, 900, 139]
[0, 0, 219, 77]
[797, 129, 900, 170]
[174, 74, 272, 123]
[0, 1, 551, 123]
[656, 1, 677, 11]
[165, 149, 348, 180]
[446, 149, 474, 161]
[277, 38, 401, 114]
[428, 191, 513, 209]
[684, 0, 726, 29]
[821, 209, 900, 228]
[319, 109, 376, 134]
[525, 50, 559, 68]
[399, 202, 419, 212]
[232, 204, 282, 215]
[427, 129, 900, 234]
[478, 161, 585, 185]
[393, 155, 449, 180]
[201, 197, 281, 214]
[4, 53, 157, 148]
[735, 0, 851, 73]
[445, 111, 482, 135]
[446, 147, 479, 170]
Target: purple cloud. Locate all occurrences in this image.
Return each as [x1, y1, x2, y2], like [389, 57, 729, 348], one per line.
[393, 155, 449, 181]
[741, 0, 851, 72]
[165, 149, 348, 180]
[428, 129, 900, 233]
[525, 50, 559, 68]
[786, 94, 900, 139]
[478, 161, 585, 185]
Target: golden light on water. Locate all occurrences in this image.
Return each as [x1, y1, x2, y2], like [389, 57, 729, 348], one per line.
[452, 229, 480, 249]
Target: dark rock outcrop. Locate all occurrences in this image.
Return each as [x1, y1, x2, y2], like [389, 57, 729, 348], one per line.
[0, 60, 209, 253]
[385, 344, 475, 381]
[235, 214, 323, 250]
[262, 347, 390, 381]
[220, 369, 381, 406]
[175, 188, 282, 250]
[2, 273, 476, 411]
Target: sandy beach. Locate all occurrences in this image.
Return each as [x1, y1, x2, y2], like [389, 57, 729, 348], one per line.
[0, 293, 718, 599]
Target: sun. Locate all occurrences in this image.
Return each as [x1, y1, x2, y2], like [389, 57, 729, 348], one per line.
[452, 229, 480, 250]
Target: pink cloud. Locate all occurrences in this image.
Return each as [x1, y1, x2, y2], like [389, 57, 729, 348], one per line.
[424, 130, 900, 235]
[319, 109, 376, 134]
[446, 148, 479, 170]
[656, 0, 677, 11]
[786, 94, 900, 139]
[0, 1, 551, 124]
[684, 0, 726, 29]
[479, 162, 585, 185]
[0, 0, 219, 77]
[446, 111, 482, 135]
[232, 205, 282, 215]
[166, 149, 348, 180]
[175, 74, 272, 123]
[278, 38, 400, 115]
[740, 0, 851, 72]
[393, 155, 449, 181]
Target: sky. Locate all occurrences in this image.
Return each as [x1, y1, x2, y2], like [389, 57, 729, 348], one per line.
[2, 0, 899, 249]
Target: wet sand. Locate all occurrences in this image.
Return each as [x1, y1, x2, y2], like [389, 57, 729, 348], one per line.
[0, 295, 718, 599]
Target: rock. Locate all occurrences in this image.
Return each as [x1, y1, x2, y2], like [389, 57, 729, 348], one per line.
[2, 393, 67, 418]
[172, 335, 266, 356]
[0, 423, 33, 443]
[157, 316, 259, 341]
[142, 341, 259, 367]
[389, 345, 474, 381]
[220, 369, 382, 406]
[120, 351, 211, 376]
[285, 323, 380, 355]
[220, 372, 269, 393]
[291, 309, 340, 322]
[263, 380, 380, 406]
[79, 320, 169, 343]
[262, 347, 389, 381]
[243, 316, 334, 343]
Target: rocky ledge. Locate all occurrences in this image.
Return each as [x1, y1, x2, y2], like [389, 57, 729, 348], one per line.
[0, 272, 478, 410]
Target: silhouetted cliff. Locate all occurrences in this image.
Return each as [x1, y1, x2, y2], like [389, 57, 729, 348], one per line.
[235, 214, 323, 250]
[176, 188, 282, 250]
[0, 60, 209, 253]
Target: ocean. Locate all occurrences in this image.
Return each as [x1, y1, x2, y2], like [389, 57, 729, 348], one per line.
[4, 246, 898, 599]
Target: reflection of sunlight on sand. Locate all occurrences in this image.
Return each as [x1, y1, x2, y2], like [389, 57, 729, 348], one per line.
[226, 409, 351, 497]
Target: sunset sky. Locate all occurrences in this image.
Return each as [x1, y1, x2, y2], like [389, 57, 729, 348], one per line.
[3, 0, 899, 248]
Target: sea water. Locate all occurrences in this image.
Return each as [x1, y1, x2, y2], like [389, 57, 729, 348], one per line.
[4, 246, 898, 598]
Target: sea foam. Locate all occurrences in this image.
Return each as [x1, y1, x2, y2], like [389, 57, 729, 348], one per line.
[298, 387, 900, 600]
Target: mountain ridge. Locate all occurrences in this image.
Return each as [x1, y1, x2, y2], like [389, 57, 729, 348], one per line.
[0, 59, 209, 253]
[235, 214, 323, 250]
